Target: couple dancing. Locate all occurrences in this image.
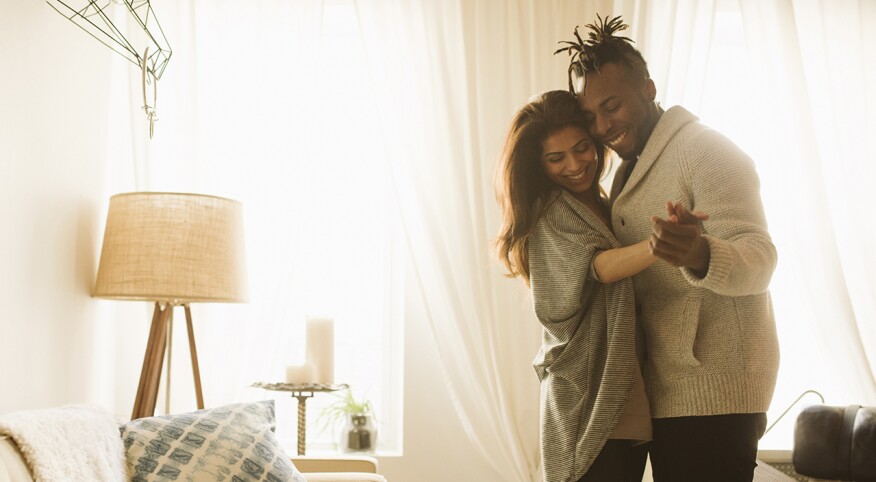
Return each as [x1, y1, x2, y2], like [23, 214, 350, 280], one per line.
[494, 15, 780, 482]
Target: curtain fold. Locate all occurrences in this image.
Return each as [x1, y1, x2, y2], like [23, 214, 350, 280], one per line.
[354, 1, 542, 479]
[103, 1, 411, 451]
[738, 0, 876, 412]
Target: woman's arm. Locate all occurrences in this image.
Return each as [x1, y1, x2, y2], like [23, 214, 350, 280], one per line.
[593, 240, 655, 283]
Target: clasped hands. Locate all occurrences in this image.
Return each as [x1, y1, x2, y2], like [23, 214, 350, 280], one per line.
[649, 201, 710, 277]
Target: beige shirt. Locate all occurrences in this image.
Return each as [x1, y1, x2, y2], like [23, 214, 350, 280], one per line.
[609, 364, 652, 442]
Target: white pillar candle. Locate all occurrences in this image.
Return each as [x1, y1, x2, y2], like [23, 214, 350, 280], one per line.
[285, 363, 317, 385]
[305, 316, 334, 384]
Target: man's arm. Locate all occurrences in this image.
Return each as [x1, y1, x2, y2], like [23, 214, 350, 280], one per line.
[649, 129, 777, 296]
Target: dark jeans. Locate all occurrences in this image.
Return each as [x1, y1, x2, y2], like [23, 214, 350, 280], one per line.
[576, 439, 649, 482]
[650, 413, 767, 482]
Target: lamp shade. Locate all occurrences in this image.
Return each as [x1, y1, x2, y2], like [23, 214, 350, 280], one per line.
[93, 192, 248, 303]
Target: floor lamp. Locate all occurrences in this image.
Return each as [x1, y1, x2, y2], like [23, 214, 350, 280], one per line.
[93, 192, 248, 420]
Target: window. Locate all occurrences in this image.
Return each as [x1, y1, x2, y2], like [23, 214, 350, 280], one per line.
[278, 0, 404, 453]
[694, 1, 838, 449]
[130, 0, 406, 455]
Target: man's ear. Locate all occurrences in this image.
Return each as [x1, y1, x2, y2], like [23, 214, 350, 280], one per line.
[643, 78, 656, 101]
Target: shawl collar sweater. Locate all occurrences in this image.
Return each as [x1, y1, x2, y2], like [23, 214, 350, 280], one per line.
[610, 105, 780, 418]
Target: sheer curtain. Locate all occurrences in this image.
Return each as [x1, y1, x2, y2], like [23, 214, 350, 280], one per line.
[102, 0, 405, 452]
[736, 0, 876, 445]
[354, 1, 554, 479]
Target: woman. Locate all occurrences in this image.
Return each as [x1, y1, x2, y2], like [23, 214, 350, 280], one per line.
[495, 90, 657, 482]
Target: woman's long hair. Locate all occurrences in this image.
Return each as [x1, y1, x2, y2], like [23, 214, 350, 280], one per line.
[494, 90, 607, 283]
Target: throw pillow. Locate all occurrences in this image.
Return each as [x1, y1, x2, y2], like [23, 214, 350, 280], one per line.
[121, 400, 306, 482]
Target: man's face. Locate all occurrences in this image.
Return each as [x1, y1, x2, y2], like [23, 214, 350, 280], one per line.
[577, 62, 657, 161]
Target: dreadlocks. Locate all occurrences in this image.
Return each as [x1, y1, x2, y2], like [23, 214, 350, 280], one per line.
[555, 14, 650, 96]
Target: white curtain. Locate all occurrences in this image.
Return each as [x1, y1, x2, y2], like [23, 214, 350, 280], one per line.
[102, 0, 408, 452]
[354, 1, 553, 479]
[737, 0, 876, 437]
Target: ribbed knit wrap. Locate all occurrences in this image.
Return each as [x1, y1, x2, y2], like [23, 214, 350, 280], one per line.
[529, 189, 638, 482]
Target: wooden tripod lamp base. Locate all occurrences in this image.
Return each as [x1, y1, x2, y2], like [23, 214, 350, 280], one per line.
[92, 193, 248, 421]
[131, 302, 205, 420]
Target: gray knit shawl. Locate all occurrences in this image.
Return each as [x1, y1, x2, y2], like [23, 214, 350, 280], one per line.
[529, 189, 637, 482]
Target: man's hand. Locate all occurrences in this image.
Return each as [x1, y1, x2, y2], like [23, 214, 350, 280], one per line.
[649, 201, 710, 277]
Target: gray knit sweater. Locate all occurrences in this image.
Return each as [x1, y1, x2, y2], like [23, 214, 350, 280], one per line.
[529, 189, 638, 481]
[610, 105, 780, 418]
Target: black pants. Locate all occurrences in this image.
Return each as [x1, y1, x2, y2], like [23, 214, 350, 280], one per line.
[576, 439, 649, 482]
[649, 413, 767, 482]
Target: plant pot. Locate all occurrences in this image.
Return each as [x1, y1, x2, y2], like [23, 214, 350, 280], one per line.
[338, 414, 377, 453]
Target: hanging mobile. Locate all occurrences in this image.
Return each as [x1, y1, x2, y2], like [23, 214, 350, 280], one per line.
[46, 0, 172, 139]
[141, 47, 158, 138]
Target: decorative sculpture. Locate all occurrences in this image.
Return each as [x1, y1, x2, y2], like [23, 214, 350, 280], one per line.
[47, 0, 172, 138]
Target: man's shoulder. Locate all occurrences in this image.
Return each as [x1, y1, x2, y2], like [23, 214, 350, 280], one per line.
[647, 105, 705, 155]
[660, 107, 746, 157]
[660, 106, 707, 140]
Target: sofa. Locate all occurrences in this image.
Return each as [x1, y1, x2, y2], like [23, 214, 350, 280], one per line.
[0, 435, 386, 482]
[0, 402, 387, 482]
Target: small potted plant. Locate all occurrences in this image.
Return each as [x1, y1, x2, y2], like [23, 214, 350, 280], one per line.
[319, 389, 378, 453]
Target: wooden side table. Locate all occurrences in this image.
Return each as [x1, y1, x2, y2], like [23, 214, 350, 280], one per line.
[251, 382, 349, 455]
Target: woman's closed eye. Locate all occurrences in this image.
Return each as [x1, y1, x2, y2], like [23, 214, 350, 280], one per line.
[573, 140, 592, 152]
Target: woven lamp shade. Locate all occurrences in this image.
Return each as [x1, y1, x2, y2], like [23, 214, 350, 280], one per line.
[93, 192, 248, 303]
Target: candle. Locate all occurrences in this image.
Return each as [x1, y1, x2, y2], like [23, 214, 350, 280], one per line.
[285, 363, 317, 385]
[305, 316, 334, 384]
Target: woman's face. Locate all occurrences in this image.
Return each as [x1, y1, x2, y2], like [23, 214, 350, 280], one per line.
[540, 125, 599, 196]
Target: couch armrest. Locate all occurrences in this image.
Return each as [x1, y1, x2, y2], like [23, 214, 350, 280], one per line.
[292, 455, 379, 474]
[302, 474, 387, 482]
[0, 435, 34, 482]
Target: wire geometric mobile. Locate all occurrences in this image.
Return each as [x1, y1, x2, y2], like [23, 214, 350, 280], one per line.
[46, 0, 173, 138]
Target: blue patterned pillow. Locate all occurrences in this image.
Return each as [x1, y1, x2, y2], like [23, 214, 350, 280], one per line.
[121, 400, 306, 482]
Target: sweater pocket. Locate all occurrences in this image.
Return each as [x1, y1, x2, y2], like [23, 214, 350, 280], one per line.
[676, 297, 703, 368]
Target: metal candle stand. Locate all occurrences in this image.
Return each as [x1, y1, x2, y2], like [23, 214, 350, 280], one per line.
[251, 382, 349, 455]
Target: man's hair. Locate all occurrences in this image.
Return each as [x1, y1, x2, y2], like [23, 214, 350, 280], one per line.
[555, 14, 650, 95]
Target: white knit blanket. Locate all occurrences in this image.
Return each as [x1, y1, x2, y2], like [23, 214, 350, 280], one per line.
[0, 404, 127, 481]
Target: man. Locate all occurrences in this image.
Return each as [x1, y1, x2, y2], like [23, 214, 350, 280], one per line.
[558, 16, 780, 481]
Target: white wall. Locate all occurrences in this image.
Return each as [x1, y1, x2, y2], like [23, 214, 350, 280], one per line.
[0, 2, 503, 480]
[0, 0, 117, 412]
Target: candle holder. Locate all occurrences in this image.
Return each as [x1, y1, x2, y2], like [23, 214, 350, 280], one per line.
[251, 381, 349, 455]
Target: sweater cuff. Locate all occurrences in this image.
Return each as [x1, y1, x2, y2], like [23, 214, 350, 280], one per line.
[681, 234, 733, 289]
